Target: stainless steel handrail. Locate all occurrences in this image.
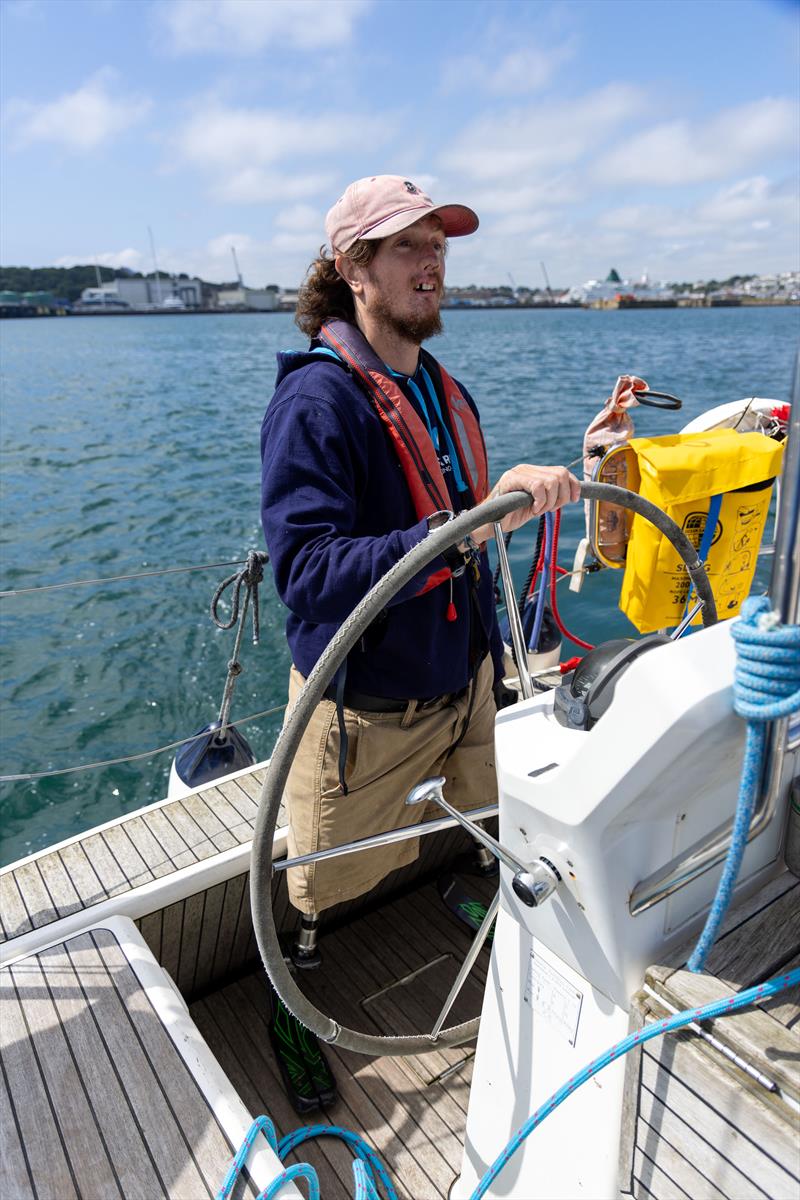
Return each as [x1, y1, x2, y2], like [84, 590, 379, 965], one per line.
[272, 802, 498, 872]
[629, 372, 799, 917]
[494, 521, 535, 699]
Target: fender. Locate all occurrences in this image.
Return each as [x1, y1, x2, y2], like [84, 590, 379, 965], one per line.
[318, 319, 489, 594]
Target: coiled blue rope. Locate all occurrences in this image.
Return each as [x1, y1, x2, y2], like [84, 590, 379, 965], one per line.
[687, 595, 800, 973]
[216, 1116, 397, 1200]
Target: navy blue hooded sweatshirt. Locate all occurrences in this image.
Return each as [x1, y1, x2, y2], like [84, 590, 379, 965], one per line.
[260, 346, 504, 700]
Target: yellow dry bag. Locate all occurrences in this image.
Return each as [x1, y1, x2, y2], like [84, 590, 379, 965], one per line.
[619, 429, 784, 633]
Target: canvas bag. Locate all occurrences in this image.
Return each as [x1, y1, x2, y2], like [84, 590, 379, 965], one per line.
[619, 429, 784, 633]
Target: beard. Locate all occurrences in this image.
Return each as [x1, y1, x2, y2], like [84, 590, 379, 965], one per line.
[370, 293, 443, 345]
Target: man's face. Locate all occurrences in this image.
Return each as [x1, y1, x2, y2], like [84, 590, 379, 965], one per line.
[359, 214, 447, 344]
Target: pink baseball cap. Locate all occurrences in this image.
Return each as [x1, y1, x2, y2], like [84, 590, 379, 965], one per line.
[325, 175, 479, 253]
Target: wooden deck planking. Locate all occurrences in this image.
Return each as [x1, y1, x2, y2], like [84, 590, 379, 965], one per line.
[192, 879, 230, 997]
[34, 850, 84, 920]
[122, 815, 177, 879]
[632, 1145, 694, 1200]
[762, 950, 800, 1029]
[0, 1054, 35, 1200]
[209, 779, 260, 825]
[647, 968, 800, 1100]
[0, 869, 33, 940]
[9, 860, 55, 929]
[160, 800, 219, 862]
[637, 1075, 772, 1200]
[58, 840, 108, 905]
[140, 805, 197, 868]
[0, 924, 264, 1200]
[190, 874, 490, 1200]
[101, 823, 155, 890]
[0, 968, 80, 1199]
[176, 889, 208, 996]
[633, 1122, 726, 1200]
[10, 947, 125, 1198]
[701, 880, 800, 987]
[212, 873, 250, 981]
[622, 870, 800, 1200]
[191, 987, 355, 1200]
[93, 928, 249, 1197]
[0, 765, 275, 949]
[643, 1039, 796, 1195]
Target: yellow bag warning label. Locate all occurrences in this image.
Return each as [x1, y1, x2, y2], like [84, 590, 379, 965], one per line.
[620, 430, 784, 633]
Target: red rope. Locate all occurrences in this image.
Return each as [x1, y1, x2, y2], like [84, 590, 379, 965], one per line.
[549, 511, 594, 651]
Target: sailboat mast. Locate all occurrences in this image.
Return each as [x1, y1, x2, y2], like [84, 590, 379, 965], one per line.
[148, 226, 163, 306]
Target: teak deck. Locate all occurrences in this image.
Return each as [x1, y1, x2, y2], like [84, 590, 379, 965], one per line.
[2, 757, 798, 1200]
[1, 924, 258, 1200]
[622, 872, 800, 1200]
[0, 769, 271, 944]
[190, 876, 495, 1200]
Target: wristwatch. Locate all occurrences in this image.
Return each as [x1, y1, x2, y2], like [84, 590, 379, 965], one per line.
[426, 509, 466, 575]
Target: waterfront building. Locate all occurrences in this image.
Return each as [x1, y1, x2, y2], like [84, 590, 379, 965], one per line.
[217, 286, 279, 311]
[78, 276, 203, 309]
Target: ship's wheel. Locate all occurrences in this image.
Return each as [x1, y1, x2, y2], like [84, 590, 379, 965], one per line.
[250, 484, 716, 1055]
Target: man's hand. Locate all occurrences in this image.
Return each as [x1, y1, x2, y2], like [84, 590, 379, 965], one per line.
[471, 464, 580, 544]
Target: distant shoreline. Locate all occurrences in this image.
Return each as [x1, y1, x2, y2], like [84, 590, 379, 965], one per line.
[1, 298, 796, 320]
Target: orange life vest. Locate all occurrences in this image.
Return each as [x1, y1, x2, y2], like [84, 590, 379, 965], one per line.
[318, 320, 489, 594]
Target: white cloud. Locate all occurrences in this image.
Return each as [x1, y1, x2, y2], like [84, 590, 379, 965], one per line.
[184, 231, 316, 285]
[171, 102, 392, 207]
[54, 248, 144, 269]
[8, 68, 150, 152]
[161, 0, 371, 55]
[213, 168, 334, 206]
[442, 83, 644, 181]
[597, 98, 797, 185]
[174, 103, 390, 171]
[599, 177, 797, 241]
[697, 175, 796, 227]
[469, 177, 579, 215]
[442, 41, 575, 96]
[275, 204, 323, 233]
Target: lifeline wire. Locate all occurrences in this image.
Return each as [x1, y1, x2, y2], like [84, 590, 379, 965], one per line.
[687, 595, 800, 972]
[0, 702, 287, 783]
[1, 565, 588, 786]
[0, 558, 249, 598]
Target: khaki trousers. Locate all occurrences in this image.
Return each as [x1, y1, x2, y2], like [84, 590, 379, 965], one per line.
[283, 654, 497, 914]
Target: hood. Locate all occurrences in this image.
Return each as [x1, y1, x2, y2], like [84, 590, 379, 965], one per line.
[274, 343, 344, 387]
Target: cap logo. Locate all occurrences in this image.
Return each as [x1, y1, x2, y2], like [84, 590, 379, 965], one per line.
[404, 181, 420, 194]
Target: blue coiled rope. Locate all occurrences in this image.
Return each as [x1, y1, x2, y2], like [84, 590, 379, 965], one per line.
[216, 1115, 398, 1200]
[687, 596, 800, 973]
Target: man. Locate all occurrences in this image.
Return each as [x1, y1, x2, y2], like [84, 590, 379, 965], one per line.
[261, 175, 579, 959]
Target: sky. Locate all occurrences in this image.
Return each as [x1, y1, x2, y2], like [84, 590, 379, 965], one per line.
[1, 0, 798, 289]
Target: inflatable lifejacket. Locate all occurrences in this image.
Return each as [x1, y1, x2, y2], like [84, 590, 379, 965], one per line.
[318, 319, 489, 595]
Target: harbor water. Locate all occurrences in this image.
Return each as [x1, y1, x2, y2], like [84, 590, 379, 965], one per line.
[1, 306, 796, 866]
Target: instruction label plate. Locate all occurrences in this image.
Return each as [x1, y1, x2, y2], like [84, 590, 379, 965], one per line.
[524, 953, 583, 1046]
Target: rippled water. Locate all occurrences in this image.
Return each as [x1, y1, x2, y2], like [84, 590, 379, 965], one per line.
[1, 307, 796, 865]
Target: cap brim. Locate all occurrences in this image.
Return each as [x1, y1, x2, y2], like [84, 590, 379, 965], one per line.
[360, 202, 479, 242]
